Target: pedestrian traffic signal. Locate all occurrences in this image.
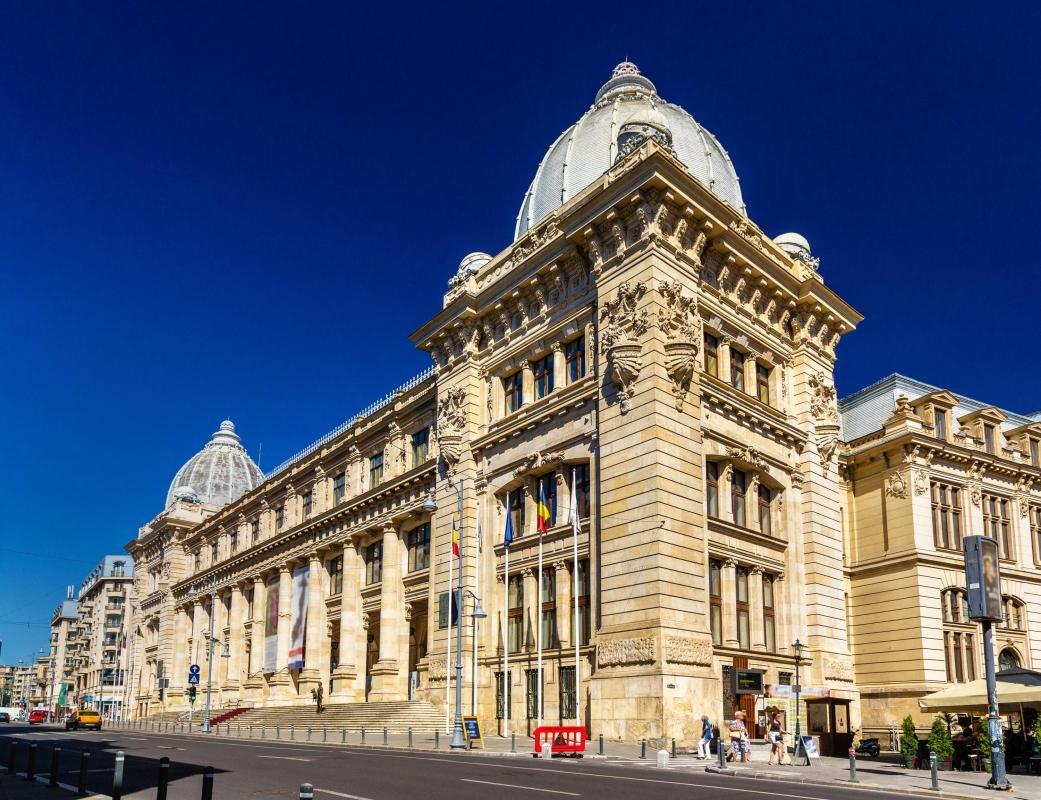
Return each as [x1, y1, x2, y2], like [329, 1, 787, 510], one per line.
[188, 686, 197, 703]
[158, 688, 164, 701]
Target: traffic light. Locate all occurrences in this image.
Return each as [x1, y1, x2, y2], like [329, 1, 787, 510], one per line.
[188, 686, 197, 703]
[158, 687, 164, 701]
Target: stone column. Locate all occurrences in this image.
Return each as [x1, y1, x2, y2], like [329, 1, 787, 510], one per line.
[244, 576, 266, 701]
[555, 560, 571, 648]
[551, 341, 565, 391]
[369, 523, 406, 700]
[171, 605, 188, 703]
[297, 554, 324, 697]
[522, 568, 537, 652]
[749, 567, 766, 652]
[332, 541, 362, 700]
[191, 600, 203, 666]
[268, 566, 294, 701]
[313, 469, 327, 515]
[224, 584, 245, 700]
[721, 559, 738, 647]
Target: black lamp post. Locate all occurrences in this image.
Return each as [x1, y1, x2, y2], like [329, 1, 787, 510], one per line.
[792, 639, 804, 761]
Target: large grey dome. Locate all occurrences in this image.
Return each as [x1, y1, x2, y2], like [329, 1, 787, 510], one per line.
[165, 420, 264, 510]
[515, 62, 745, 239]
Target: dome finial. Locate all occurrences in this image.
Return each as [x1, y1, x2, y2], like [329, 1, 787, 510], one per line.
[595, 61, 657, 104]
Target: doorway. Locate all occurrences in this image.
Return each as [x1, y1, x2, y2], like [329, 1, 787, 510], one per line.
[805, 698, 852, 756]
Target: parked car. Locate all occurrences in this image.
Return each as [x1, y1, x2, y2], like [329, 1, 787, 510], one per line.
[0, 712, 11, 723]
[28, 709, 48, 725]
[65, 709, 102, 731]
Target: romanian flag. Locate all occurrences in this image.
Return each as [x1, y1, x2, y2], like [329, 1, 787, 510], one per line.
[537, 481, 551, 534]
[451, 515, 460, 557]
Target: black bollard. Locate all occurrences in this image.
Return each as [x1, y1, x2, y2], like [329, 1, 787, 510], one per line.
[717, 735, 727, 770]
[929, 752, 939, 792]
[157, 757, 170, 800]
[361, 728, 366, 744]
[7, 739, 15, 775]
[307, 727, 312, 742]
[383, 726, 387, 746]
[78, 750, 90, 795]
[276, 725, 280, 740]
[671, 738, 677, 759]
[299, 783, 314, 800]
[848, 749, 858, 783]
[111, 751, 125, 800]
[341, 729, 346, 744]
[433, 730, 438, 749]
[511, 732, 516, 754]
[26, 742, 37, 781]
[201, 766, 214, 800]
[323, 727, 327, 743]
[599, 734, 604, 756]
[408, 727, 413, 748]
[50, 745, 61, 787]
[290, 725, 294, 741]
[640, 739, 646, 759]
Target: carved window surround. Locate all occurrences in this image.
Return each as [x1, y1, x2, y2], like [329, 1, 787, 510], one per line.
[477, 375, 595, 448]
[701, 375, 803, 447]
[707, 517, 788, 559]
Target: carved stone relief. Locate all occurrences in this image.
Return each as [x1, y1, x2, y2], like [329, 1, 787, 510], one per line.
[597, 637, 656, 667]
[600, 282, 650, 414]
[663, 636, 713, 666]
[808, 372, 839, 423]
[885, 471, 907, 500]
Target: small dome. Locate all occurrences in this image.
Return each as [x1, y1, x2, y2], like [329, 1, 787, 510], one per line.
[448, 252, 492, 289]
[515, 61, 744, 240]
[165, 420, 264, 510]
[773, 232, 812, 257]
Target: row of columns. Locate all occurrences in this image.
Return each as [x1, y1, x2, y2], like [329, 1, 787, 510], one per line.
[718, 559, 788, 653]
[506, 558, 579, 652]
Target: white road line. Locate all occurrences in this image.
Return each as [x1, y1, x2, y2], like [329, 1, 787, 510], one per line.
[461, 778, 580, 796]
[314, 788, 376, 800]
[257, 755, 313, 761]
[124, 737, 149, 741]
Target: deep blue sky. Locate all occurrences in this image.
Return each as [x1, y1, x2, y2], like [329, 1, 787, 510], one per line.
[2, 3, 1039, 662]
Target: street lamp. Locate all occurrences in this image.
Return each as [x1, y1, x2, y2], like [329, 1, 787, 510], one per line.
[188, 577, 231, 733]
[465, 590, 487, 716]
[792, 639, 804, 762]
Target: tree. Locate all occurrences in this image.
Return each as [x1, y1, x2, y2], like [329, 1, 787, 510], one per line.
[927, 715, 954, 764]
[900, 715, 919, 768]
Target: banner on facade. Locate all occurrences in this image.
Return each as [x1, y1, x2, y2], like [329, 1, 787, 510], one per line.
[288, 565, 309, 669]
[264, 575, 279, 673]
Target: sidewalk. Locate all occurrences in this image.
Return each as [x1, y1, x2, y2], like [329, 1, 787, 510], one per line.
[705, 756, 1040, 800]
[0, 771, 107, 800]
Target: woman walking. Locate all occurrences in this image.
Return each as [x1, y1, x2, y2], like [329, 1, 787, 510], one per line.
[697, 715, 713, 759]
[767, 711, 789, 766]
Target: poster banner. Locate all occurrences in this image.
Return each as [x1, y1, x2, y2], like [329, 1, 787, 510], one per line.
[264, 575, 279, 673]
[288, 565, 309, 669]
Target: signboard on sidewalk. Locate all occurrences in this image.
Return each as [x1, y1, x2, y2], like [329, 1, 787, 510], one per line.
[800, 736, 820, 762]
[463, 716, 483, 749]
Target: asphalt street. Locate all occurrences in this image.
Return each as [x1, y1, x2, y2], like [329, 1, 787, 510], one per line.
[0, 724, 923, 800]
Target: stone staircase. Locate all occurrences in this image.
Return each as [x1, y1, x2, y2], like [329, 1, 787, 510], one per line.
[229, 701, 444, 733]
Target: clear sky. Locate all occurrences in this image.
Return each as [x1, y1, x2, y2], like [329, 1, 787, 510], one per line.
[2, 3, 1039, 663]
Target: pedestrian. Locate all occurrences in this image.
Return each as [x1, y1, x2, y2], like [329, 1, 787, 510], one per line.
[766, 711, 788, 765]
[697, 715, 713, 759]
[728, 711, 750, 763]
[316, 682, 323, 714]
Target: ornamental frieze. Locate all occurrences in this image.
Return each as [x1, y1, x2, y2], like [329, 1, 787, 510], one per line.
[824, 657, 855, 683]
[663, 636, 713, 667]
[597, 636, 656, 667]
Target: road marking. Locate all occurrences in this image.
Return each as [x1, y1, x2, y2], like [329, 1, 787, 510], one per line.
[257, 755, 313, 762]
[461, 779, 580, 796]
[125, 737, 148, 741]
[314, 789, 375, 800]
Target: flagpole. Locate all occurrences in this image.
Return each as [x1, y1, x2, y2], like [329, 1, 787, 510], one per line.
[503, 541, 509, 737]
[472, 504, 480, 715]
[445, 513, 453, 735]
[572, 467, 581, 729]
[537, 531, 543, 731]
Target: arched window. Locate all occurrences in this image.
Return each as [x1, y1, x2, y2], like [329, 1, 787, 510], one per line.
[998, 648, 1021, 671]
[1001, 596, 1025, 631]
[941, 589, 976, 683]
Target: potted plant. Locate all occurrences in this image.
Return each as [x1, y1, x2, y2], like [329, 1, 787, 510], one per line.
[976, 717, 992, 771]
[900, 715, 919, 768]
[927, 715, 954, 770]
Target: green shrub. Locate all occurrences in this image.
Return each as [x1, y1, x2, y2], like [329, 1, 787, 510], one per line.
[976, 717, 992, 770]
[927, 715, 954, 761]
[900, 715, 919, 767]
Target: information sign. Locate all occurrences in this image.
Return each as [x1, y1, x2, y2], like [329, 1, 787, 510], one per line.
[462, 716, 483, 749]
[801, 736, 820, 762]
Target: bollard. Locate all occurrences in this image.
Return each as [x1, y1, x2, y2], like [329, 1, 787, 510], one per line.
[361, 728, 366, 744]
[640, 739, 646, 759]
[7, 739, 15, 775]
[50, 745, 61, 787]
[408, 727, 413, 749]
[299, 783, 314, 800]
[433, 730, 437, 749]
[290, 725, 294, 741]
[599, 734, 604, 756]
[276, 725, 280, 740]
[717, 736, 727, 770]
[261, 726, 266, 739]
[511, 732, 516, 754]
[201, 766, 214, 800]
[671, 738, 677, 759]
[157, 757, 170, 800]
[341, 729, 346, 744]
[249, 725, 253, 739]
[848, 748, 859, 783]
[323, 727, 327, 743]
[929, 751, 939, 791]
[26, 742, 37, 781]
[111, 750, 125, 800]
[78, 750, 90, 795]
[383, 726, 388, 746]
[307, 727, 312, 742]
[656, 749, 669, 769]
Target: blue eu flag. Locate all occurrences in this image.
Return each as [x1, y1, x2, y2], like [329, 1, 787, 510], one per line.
[504, 507, 514, 549]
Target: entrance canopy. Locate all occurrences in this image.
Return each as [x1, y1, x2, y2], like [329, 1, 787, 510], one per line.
[918, 668, 1041, 712]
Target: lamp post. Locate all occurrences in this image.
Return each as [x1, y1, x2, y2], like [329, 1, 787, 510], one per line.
[465, 590, 487, 716]
[792, 639, 804, 762]
[188, 577, 230, 733]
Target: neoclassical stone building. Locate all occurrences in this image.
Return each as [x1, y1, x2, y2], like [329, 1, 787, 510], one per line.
[123, 61, 888, 749]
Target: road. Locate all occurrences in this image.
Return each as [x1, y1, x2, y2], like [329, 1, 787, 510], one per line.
[0, 724, 918, 800]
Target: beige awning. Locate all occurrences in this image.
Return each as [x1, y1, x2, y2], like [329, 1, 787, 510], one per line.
[919, 678, 1041, 712]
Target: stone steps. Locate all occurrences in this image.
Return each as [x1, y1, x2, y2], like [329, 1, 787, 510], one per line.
[228, 701, 444, 733]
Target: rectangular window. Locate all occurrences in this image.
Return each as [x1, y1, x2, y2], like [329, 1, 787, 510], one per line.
[506, 489, 525, 540]
[333, 472, 346, 503]
[275, 505, 286, 529]
[982, 494, 1012, 558]
[210, 541, 219, 564]
[246, 588, 254, 619]
[302, 490, 313, 518]
[328, 556, 343, 596]
[964, 633, 976, 681]
[756, 363, 770, 404]
[934, 409, 947, 440]
[525, 669, 542, 720]
[575, 559, 591, 646]
[735, 566, 750, 649]
[931, 482, 963, 550]
[706, 461, 719, 519]
[251, 519, 260, 544]
[709, 559, 722, 646]
[411, 428, 430, 467]
[758, 484, 772, 536]
[704, 333, 719, 377]
[229, 530, 238, 553]
[407, 522, 431, 572]
[1031, 438, 1040, 467]
[365, 541, 383, 585]
[495, 670, 512, 720]
[983, 424, 996, 455]
[193, 551, 200, 572]
[731, 469, 747, 527]
[507, 575, 523, 653]
[504, 371, 524, 413]
[572, 464, 591, 519]
[540, 566, 557, 649]
[532, 354, 554, 399]
[565, 337, 586, 383]
[536, 472, 558, 528]
[559, 665, 576, 720]
[730, 349, 746, 392]
[1031, 506, 1041, 564]
[369, 453, 384, 489]
[763, 574, 776, 652]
